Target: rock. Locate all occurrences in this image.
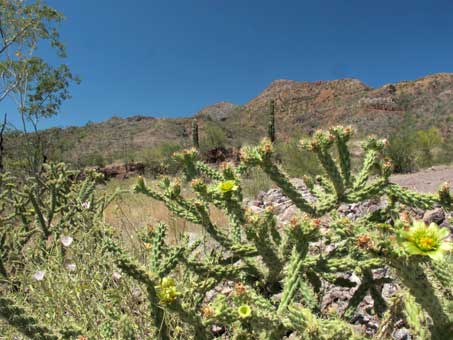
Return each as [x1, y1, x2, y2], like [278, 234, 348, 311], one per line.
[279, 205, 299, 223]
[211, 325, 225, 336]
[204, 147, 229, 163]
[423, 208, 445, 225]
[99, 161, 145, 180]
[248, 205, 264, 214]
[196, 101, 237, 121]
[393, 327, 412, 340]
[440, 219, 451, 229]
[382, 283, 398, 301]
[284, 332, 301, 340]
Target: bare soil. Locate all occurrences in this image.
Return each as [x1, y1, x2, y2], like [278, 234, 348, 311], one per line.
[390, 165, 453, 193]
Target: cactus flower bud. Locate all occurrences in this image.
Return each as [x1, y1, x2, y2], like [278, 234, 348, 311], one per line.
[237, 304, 252, 319]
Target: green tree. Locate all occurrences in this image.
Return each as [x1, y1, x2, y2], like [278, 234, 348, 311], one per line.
[274, 137, 321, 177]
[136, 142, 182, 176]
[385, 111, 417, 173]
[200, 121, 227, 152]
[0, 0, 79, 173]
[415, 127, 443, 167]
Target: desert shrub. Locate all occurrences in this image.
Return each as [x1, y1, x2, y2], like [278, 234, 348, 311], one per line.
[1, 127, 453, 339]
[438, 139, 453, 165]
[78, 152, 106, 168]
[199, 121, 227, 153]
[415, 127, 443, 167]
[384, 110, 418, 173]
[386, 127, 444, 173]
[274, 137, 322, 177]
[385, 129, 417, 173]
[136, 142, 183, 176]
[241, 167, 272, 198]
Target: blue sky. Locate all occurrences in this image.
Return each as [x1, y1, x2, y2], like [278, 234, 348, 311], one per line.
[4, 0, 453, 129]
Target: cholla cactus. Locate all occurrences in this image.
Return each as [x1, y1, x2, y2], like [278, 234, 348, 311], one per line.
[2, 127, 453, 339]
[0, 163, 118, 279]
[124, 126, 453, 338]
[0, 163, 120, 338]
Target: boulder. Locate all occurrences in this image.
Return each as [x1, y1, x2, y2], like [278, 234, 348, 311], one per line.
[423, 207, 446, 225]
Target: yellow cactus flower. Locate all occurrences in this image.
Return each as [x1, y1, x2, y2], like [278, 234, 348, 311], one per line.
[399, 220, 452, 260]
[217, 180, 237, 193]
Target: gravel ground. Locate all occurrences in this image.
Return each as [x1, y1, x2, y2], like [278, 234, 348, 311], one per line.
[390, 165, 453, 193]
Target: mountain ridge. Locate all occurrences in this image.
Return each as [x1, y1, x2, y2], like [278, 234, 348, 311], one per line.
[7, 72, 453, 166]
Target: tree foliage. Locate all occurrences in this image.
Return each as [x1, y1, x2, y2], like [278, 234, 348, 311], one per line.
[0, 0, 79, 174]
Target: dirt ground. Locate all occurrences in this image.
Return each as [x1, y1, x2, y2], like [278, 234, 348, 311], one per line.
[390, 165, 453, 193]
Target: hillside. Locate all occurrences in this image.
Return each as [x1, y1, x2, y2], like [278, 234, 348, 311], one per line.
[7, 73, 453, 165]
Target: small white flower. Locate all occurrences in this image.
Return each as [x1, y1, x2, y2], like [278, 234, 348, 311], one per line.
[112, 271, 122, 281]
[60, 235, 74, 247]
[66, 263, 77, 272]
[81, 201, 91, 209]
[33, 270, 45, 281]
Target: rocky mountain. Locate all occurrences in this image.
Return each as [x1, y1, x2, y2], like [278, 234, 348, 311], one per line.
[223, 73, 453, 144]
[195, 101, 238, 121]
[7, 73, 453, 165]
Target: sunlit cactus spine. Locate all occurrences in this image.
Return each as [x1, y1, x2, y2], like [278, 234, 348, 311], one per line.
[192, 119, 199, 149]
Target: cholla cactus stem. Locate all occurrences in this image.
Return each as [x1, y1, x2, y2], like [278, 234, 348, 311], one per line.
[258, 155, 316, 215]
[389, 257, 453, 336]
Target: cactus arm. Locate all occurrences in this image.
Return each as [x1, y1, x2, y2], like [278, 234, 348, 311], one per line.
[388, 257, 453, 337]
[331, 126, 353, 187]
[28, 192, 49, 238]
[374, 291, 431, 340]
[386, 184, 439, 209]
[244, 211, 283, 282]
[285, 304, 365, 340]
[150, 222, 167, 273]
[346, 177, 388, 202]
[134, 180, 202, 223]
[261, 160, 316, 215]
[158, 239, 201, 278]
[104, 239, 169, 339]
[194, 160, 225, 181]
[278, 224, 313, 313]
[353, 148, 378, 190]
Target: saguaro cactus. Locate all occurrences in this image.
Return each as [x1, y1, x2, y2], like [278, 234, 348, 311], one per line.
[192, 119, 199, 149]
[267, 99, 276, 143]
